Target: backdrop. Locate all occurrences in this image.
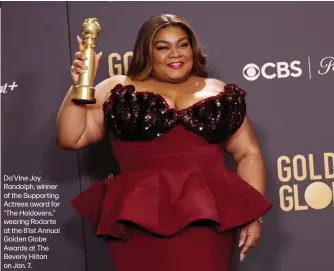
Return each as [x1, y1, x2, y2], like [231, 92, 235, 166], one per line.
[2, 1, 334, 271]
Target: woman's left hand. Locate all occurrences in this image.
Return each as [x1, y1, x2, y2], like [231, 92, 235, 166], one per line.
[239, 220, 262, 262]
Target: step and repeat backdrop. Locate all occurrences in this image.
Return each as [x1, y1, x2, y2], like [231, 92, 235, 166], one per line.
[2, 2, 334, 271]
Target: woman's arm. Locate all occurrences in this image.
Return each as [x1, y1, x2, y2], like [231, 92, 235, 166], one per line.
[56, 75, 124, 150]
[223, 115, 266, 195]
[223, 114, 267, 262]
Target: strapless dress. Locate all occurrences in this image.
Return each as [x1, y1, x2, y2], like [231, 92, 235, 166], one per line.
[71, 83, 273, 271]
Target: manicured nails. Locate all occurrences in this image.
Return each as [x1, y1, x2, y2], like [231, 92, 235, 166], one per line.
[240, 253, 246, 262]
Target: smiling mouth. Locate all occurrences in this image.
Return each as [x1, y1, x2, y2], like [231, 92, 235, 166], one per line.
[167, 62, 184, 69]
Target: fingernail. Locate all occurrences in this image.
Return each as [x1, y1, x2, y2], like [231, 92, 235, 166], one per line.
[240, 253, 246, 262]
[239, 241, 244, 247]
[99, 51, 103, 57]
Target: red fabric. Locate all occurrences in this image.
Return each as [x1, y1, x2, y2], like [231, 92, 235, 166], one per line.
[71, 125, 272, 239]
[71, 124, 273, 270]
[107, 223, 235, 271]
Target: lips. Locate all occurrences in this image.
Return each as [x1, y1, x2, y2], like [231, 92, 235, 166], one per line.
[167, 62, 184, 69]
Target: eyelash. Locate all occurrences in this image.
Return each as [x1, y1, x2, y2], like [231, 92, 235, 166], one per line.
[156, 43, 189, 50]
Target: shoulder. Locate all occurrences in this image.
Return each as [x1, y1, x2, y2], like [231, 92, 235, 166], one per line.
[97, 75, 128, 89]
[95, 75, 129, 104]
[205, 77, 246, 96]
[205, 78, 227, 93]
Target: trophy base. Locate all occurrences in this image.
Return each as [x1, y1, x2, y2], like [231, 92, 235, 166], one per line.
[71, 98, 96, 104]
[71, 85, 96, 104]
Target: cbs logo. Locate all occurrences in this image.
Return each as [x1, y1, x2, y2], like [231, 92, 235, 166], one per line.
[242, 61, 303, 81]
[108, 52, 133, 76]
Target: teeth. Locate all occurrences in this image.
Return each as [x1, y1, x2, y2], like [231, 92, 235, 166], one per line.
[169, 63, 182, 67]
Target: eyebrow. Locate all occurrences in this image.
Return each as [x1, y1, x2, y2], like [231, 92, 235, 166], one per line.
[154, 37, 189, 46]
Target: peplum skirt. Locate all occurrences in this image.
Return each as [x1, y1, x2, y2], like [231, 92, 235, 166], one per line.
[71, 164, 272, 271]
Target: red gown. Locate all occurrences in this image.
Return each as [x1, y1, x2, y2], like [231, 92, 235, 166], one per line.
[71, 83, 273, 271]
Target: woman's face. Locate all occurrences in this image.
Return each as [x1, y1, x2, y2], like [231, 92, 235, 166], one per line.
[151, 26, 193, 83]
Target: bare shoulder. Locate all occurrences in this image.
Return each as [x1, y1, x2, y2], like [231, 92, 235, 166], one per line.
[205, 78, 227, 93]
[95, 75, 129, 104]
[96, 74, 128, 90]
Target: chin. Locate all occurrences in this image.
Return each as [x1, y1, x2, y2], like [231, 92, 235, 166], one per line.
[153, 68, 191, 83]
[166, 75, 189, 84]
[167, 71, 191, 83]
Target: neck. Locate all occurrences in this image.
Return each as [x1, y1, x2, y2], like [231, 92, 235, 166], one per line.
[150, 74, 193, 86]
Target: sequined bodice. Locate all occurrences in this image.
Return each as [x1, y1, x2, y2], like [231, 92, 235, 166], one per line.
[103, 83, 246, 144]
[73, 83, 273, 246]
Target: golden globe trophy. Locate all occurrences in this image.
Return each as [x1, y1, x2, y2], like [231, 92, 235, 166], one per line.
[72, 18, 101, 104]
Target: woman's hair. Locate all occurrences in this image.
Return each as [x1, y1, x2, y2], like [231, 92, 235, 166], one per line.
[127, 14, 208, 80]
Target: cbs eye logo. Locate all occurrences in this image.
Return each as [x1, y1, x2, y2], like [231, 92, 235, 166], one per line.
[242, 61, 303, 81]
[242, 63, 261, 81]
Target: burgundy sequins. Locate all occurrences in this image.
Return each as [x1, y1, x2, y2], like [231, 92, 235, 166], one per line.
[102, 84, 247, 143]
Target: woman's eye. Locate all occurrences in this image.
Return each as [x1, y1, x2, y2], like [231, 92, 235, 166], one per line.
[156, 46, 168, 50]
[180, 43, 189, 47]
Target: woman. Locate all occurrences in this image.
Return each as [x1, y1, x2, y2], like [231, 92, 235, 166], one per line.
[57, 14, 272, 271]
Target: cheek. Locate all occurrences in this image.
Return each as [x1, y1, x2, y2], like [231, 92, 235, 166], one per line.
[152, 53, 166, 66]
[185, 49, 193, 62]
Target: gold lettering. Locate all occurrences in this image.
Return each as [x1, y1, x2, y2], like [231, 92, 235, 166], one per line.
[123, 51, 133, 75]
[324, 153, 334, 179]
[279, 185, 293, 211]
[293, 155, 307, 181]
[332, 182, 334, 208]
[293, 184, 308, 211]
[108, 53, 122, 76]
[277, 156, 291, 182]
[308, 154, 322, 180]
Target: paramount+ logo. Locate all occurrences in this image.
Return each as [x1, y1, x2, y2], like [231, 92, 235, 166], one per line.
[242, 60, 303, 81]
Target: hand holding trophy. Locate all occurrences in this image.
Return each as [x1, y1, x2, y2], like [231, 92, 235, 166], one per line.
[71, 18, 102, 104]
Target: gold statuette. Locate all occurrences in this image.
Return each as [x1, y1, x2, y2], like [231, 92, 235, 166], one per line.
[72, 18, 101, 104]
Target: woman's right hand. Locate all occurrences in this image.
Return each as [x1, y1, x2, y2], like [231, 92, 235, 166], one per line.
[71, 35, 102, 86]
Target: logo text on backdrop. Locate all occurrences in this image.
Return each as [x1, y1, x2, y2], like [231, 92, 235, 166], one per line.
[108, 52, 133, 76]
[242, 61, 302, 81]
[277, 153, 334, 211]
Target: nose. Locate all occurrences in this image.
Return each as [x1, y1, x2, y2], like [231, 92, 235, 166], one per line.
[169, 46, 181, 58]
